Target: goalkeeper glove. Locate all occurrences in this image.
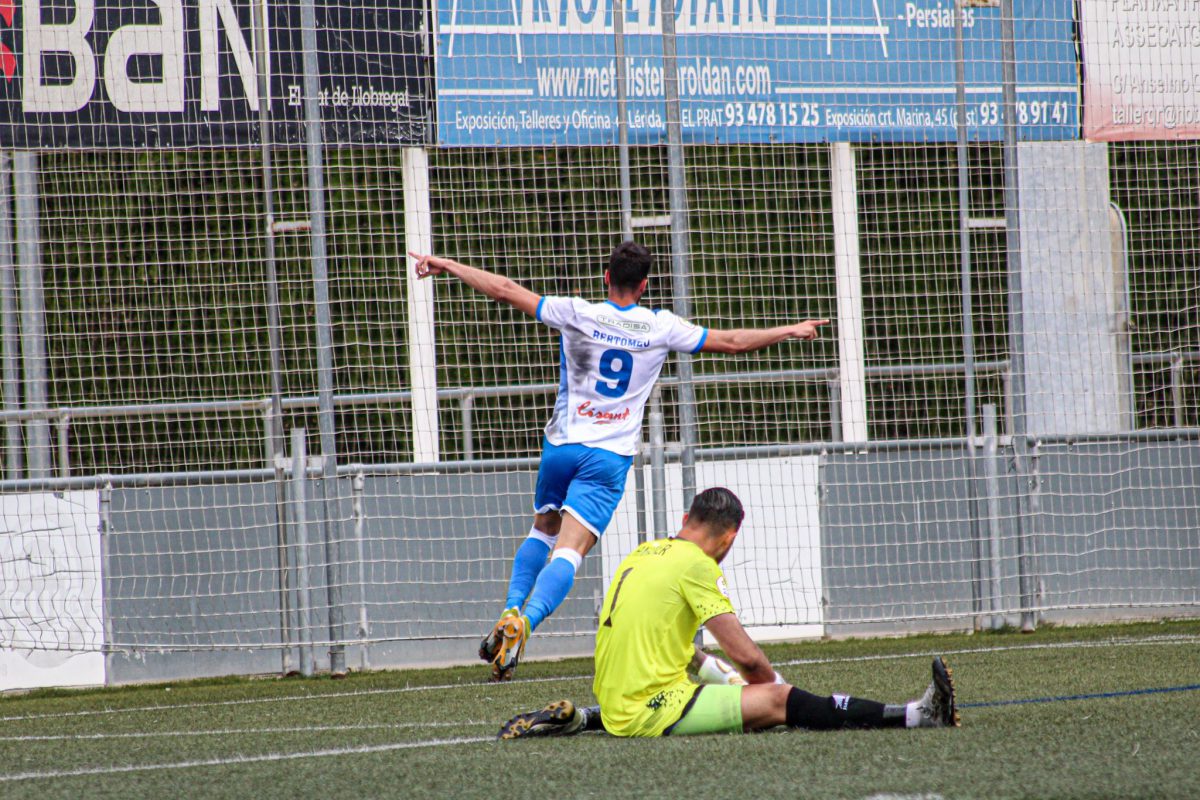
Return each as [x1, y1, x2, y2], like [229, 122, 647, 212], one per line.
[696, 654, 748, 686]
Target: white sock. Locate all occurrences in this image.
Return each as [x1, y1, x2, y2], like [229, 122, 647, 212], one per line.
[528, 527, 558, 548]
[550, 548, 583, 571]
[905, 701, 923, 728]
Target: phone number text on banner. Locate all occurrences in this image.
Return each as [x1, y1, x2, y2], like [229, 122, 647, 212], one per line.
[435, 0, 1079, 146]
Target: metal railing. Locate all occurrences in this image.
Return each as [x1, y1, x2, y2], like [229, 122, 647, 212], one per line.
[0, 350, 1195, 487]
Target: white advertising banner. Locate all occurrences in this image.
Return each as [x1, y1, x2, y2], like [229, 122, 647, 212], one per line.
[1082, 1, 1200, 141]
[0, 491, 105, 691]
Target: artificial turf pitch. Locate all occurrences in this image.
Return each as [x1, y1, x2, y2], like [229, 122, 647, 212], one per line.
[2, 620, 1198, 799]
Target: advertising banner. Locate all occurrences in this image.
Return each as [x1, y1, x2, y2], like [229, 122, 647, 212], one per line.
[0, 491, 104, 691]
[1082, 0, 1200, 141]
[436, 0, 1079, 146]
[0, 0, 429, 147]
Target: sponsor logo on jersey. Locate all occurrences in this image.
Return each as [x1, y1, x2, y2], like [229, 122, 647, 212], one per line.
[716, 576, 729, 598]
[576, 401, 631, 424]
[832, 694, 850, 710]
[596, 313, 651, 335]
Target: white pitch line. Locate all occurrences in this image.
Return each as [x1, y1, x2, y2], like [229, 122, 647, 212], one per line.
[0, 673, 584, 723]
[0, 721, 489, 742]
[0, 736, 495, 784]
[775, 634, 1200, 668]
[3, 634, 1196, 724]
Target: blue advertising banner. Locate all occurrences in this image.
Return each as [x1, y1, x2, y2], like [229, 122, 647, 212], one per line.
[435, 0, 1079, 146]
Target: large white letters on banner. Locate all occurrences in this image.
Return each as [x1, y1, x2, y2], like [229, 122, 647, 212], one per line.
[199, 0, 261, 112]
[23, 0, 253, 115]
[23, 0, 97, 113]
[103, 0, 187, 113]
[2, 0, 425, 146]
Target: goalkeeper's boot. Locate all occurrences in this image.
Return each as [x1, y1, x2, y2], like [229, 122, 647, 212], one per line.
[479, 607, 521, 663]
[497, 700, 584, 740]
[914, 656, 960, 728]
[489, 614, 529, 682]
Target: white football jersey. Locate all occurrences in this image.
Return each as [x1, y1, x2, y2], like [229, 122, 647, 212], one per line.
[537, 296, 708, 456]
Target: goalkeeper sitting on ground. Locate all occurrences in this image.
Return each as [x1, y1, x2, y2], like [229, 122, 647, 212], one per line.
[499, 487, 960, 738]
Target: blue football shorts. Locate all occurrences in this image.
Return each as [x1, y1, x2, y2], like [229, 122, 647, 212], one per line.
[533, 439, 634, 537]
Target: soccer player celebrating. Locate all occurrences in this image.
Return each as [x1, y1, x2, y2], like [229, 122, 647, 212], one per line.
[411, 243, 828, 681]
[497, 487, 960, 738]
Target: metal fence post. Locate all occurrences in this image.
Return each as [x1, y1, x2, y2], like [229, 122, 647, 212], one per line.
[648, 387, 668, 540]
[1171, 354, 1184, 430]
[827, 379, 842, 443]
[291, 428, 315, 677]
[953, 0, 979, 443]
[460, 394, 474, 460]
[999, 0, 1035, 633]
[403, 147, 439, 463]
[14, 151, 49, 479]
[98, 481, 113, 684]
[0, 152, 20, 479]
[1024, 440, 1042, 631]
[57, 414, 69, 480]
[614, 0, 632, 242]
[982, 404, 1004, 629]
[253, 0, 292, 677]
[352, 471, 370, 670]
[660, 0, 698, 510]
[831, 143, 868, 444]
[954, 0, 985, 631]
[263, 399, 293, 674]
[262, 401, 277, 468]
[300, 0, 345, 676]
[1014, 455, 1037, 632]
[633, 447, 648, 544]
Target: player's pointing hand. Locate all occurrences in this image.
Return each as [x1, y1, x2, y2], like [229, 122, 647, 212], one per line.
[410, 251, 453, 279]
[792, 319, 829, 341]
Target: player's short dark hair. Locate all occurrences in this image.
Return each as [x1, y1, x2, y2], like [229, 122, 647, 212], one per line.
[687, 487, 745, 536]
[607, 240, 653, 292]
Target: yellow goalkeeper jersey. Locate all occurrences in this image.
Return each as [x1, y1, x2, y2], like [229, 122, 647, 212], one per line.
[593, 537, 735, 737]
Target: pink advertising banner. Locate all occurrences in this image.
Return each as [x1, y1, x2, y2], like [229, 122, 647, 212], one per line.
[1082, 1, 1200, 141]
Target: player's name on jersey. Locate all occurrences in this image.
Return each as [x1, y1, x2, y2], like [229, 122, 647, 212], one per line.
[591, 329, 651, 349]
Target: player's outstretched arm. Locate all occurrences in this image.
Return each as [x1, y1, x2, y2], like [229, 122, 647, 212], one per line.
[410, 252, 541, 318]
[703, 613, 780, 684]
[700, 319, 829, 354]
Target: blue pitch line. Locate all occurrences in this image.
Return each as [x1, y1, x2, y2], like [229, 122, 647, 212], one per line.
[961, 684, 1200, 709]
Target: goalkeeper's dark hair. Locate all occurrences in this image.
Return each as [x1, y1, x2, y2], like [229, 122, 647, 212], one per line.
[608, 240, 653, 291]
[687, 487, 745, 536]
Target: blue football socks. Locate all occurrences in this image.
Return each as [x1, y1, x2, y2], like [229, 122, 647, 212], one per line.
[523, 551, 581, 632]
[504, 535, 553, 611]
